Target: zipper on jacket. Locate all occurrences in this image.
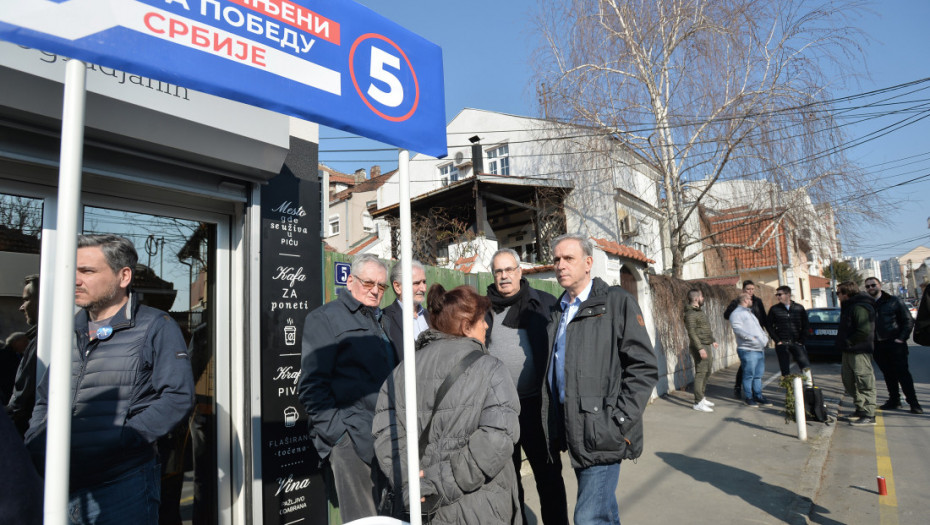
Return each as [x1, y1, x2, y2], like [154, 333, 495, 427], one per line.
[72, 331, 97, 413]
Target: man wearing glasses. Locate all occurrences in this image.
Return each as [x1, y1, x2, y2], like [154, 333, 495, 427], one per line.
[767, 285, 813, 387]
[864, 276, 921, 414]
[298, 253, 395, 520]
[485, 248, 568, 525]
[381, 259, 429, 361]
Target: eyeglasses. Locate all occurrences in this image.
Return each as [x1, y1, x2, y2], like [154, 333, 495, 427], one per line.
[493, 266, 519, 277]
[775, 293, 785, 296]
[865, 283, 879, 289]
[354, 276, 387, 292]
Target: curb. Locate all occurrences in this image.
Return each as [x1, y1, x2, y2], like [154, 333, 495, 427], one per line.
[783, 393, 845, 524]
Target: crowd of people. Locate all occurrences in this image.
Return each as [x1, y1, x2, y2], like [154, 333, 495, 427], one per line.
[299, 234, 657, 525]
[3, 231, 927, 525]
[684, 277, 922, 428]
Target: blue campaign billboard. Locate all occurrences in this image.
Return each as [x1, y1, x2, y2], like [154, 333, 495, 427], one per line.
[0, 0, 447, 157]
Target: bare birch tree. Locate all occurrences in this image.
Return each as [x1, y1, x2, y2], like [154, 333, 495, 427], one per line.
[533, 0, 872, 277]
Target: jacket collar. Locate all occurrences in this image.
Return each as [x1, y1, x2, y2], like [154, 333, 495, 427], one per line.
[339, 288, 381, 319]
[74, 291, 138, 332]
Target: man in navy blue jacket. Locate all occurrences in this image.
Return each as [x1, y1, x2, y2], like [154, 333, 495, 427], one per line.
[26, 235, 194, 525]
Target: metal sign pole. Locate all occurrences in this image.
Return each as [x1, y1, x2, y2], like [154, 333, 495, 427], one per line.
[43, 57, 86, 525]
[398, 149, 422, 523]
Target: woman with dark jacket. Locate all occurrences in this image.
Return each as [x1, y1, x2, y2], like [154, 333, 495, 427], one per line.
[373, 284, 522, 525]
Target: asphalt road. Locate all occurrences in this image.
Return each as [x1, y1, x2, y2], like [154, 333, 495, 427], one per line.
[811, 342, 930, 525]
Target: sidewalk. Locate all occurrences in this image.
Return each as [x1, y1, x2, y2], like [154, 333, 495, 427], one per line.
[523, 352, 845, 524]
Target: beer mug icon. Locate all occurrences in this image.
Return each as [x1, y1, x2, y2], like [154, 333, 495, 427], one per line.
[284, 406, 299, 428]
[284, 325, 297, 346]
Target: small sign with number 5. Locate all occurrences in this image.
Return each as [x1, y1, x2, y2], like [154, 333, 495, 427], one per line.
[335, 262, 351, 286]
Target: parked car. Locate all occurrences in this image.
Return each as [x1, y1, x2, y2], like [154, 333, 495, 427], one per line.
[904, 300, 918, 319]
[805, 308, 841, 359]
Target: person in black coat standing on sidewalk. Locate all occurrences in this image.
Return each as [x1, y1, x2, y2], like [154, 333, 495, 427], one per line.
[864, 276, 921, 414]
[767, 285, 813, 387]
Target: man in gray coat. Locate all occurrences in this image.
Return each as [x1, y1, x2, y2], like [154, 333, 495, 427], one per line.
[298, 253, 395, 521]
[542, 234, 658, 525]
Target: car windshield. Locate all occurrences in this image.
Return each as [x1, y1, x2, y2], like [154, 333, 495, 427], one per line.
[808, 310, 841, 323]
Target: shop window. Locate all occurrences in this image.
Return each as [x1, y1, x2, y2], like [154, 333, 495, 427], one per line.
[0, 192, 44, 372]
[488, 144, 510, 175]
[83, 206, 218, 525]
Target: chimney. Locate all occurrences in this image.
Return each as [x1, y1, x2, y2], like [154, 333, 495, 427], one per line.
[354, 168, 367, 182]
[469, 135, 484, 175]
[370, 165, 381, 178]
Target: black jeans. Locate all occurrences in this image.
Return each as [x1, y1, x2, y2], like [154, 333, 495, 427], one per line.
[874, 339, 918, 404]
[775, 342, 810, 376]
[513, 394, 569, 525]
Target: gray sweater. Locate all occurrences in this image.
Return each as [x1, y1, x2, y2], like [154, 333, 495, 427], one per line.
[729, 306, 769, 352]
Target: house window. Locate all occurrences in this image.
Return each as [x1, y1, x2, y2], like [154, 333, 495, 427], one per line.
[487, 144, 510, 175]
[362, 211, 374, 233]
[440, 163, 459, 186]
[328, 215, 340, 236]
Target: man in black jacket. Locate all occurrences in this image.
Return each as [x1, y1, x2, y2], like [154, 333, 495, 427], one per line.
[864, 277, 921, 414]
[381, 259, 428, 361]
[25, 235, 194, 525]
[486, 248, 568, 525]
[542, 234, 657, 525]
[767, 285, 813, 387]
[298, 253, 394, 521]
[836, 281, 877, 426]
[723, 280, 768, 398]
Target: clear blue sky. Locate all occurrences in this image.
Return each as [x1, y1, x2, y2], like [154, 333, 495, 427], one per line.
[320, 0, 930, 263]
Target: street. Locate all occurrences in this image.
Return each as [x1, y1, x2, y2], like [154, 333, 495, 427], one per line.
[521, 342, 930, 524]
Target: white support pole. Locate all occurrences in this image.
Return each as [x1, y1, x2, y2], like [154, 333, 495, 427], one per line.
[398, 149, 422, 524]
[793, 376, 807, 442]
[43, 58, 87, 525]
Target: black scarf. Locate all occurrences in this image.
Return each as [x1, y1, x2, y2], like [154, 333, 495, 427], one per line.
[487, 277, 532, 329]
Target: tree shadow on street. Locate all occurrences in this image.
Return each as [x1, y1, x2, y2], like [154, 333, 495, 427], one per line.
[656, 452, 843, 525]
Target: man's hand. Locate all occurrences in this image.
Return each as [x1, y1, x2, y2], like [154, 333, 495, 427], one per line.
[699, 348, 708, 359]
[712, 342, 719, 349]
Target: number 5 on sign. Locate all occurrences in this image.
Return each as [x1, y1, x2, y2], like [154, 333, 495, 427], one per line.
[350, 33, 420, 122]
[335, 262, 351, 286]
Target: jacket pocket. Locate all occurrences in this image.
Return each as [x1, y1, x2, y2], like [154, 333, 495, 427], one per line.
[580, 396, 623, 452]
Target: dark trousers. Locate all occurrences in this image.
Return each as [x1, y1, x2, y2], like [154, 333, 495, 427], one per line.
[328, 432, 381, 522]
[874, 339, 919, 404]
[775, 343, 810, 376]
[513, 394, 569, 525]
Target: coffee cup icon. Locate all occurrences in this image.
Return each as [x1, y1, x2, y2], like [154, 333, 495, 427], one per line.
[284, 325, 297, 346]
[284, 406, 299, 428]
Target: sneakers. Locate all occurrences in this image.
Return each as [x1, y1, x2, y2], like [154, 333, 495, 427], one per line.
[703, 398, 715, 407]
[744, 398, 758, 408]
[693, 399, 714, 412]
[754, 395, 774, 407]
[880, 400, 901, 411]
[850, 416, 877, 426]
[910, 403, 924, 414]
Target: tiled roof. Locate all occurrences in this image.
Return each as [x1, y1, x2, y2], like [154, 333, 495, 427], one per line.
[453, 254, 477, 274]
[523, 264, 554, 275]
[332, 169, 396, 202]
[809, 275, 832, 289]
[690, 276, 741, 287]
[590, 237, 655, 264]
[347, 235, 378, 255]
[702, 208, 787, 271]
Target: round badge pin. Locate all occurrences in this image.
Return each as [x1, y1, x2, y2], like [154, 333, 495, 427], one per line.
[96, 326, 113, 340]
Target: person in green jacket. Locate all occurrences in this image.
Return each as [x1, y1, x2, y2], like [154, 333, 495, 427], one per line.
[684, 289, 718, 412]
[835, 281, 877, 426]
